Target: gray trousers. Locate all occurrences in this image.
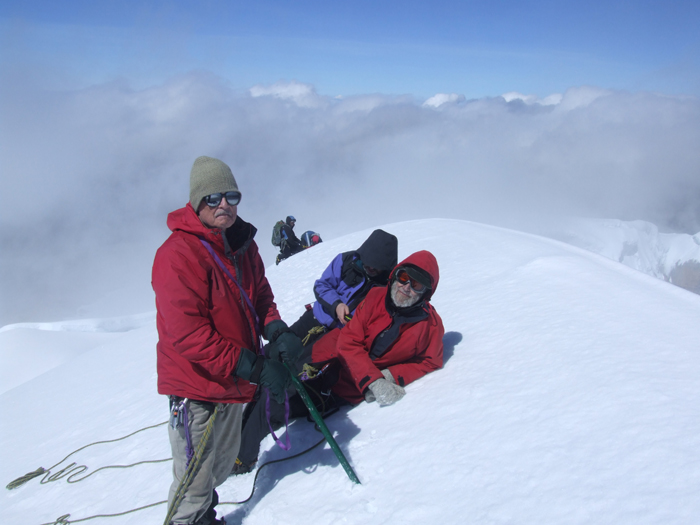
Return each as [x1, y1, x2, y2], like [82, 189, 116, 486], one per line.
[167, 399, 244, 525]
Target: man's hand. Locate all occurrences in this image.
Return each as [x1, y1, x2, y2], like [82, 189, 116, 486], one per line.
[381, 368, 395, 383]
[336, 303, 350, 325]
[264, 320, 289, 342]
[268, 332, 304, 364]
[234, 348, 291, 403]
[366, 378, 405, 406]
[257, 359, 290, 403]
[364, 369, 396, 402]
[264, 320, 304, 364]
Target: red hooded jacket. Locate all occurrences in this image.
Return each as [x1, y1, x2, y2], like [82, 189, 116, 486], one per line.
[312, 250, 444, 404]
[152, 203, 281, 403]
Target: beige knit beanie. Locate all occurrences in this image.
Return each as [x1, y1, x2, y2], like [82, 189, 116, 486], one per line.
[189, 156, 239, 209]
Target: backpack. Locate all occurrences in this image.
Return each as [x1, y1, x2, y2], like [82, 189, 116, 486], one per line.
[301, 231, 322, 249]
[271, 220, 285, 247]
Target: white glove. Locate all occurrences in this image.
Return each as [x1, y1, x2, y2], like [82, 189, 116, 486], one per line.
[367, 378, 406, 406]
[381, 369, 395, 383]
[364, 369, 396, 402]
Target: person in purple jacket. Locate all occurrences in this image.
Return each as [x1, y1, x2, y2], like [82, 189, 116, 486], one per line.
[290, 228, 399, 347]
[230, 229, 398, 474]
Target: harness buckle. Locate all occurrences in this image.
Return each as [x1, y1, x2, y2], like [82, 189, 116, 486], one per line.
[169, 397, 188, 429]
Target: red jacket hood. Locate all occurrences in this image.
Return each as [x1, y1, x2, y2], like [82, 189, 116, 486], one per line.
[390, 250, 439, 301]
[167, 203, 210, 236]
[166, 203, 256, 253]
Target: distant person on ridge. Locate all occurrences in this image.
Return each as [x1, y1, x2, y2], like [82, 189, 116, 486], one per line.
[152, 156, 304, 525]
[275, 215, 304, 264]
[232, 249, 443, 476]
[300, 230, 323, 249]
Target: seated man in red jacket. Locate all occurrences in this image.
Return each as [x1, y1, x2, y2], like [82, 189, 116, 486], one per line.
[313, 249, 444, 406]
[233, 250, 444, 472]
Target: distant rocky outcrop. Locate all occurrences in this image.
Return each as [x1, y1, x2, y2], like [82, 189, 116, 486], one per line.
[668, 260, 700, 295]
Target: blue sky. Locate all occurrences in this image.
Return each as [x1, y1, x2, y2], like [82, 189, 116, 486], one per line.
[2, 0, 699, 98]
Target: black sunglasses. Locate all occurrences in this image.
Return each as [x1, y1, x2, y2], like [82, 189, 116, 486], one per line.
[203, 191, 241, 207]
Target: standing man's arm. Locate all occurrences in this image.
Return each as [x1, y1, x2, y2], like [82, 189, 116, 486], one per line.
[154, 243, 244, 379]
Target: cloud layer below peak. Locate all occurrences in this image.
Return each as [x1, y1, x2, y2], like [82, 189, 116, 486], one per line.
[1, 74, 699, 324]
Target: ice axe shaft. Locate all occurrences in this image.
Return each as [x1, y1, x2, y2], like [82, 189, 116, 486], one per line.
[284, 363, 361, 484]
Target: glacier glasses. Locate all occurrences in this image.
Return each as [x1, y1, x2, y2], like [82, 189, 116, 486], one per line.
[203, 191, 242, 207]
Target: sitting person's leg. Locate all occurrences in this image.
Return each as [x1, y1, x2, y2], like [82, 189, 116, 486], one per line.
[232, 359, 344, 475]
[234, 391, 286, 472]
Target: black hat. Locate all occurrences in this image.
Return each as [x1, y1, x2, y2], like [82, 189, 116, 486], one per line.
[356, 229, 398, 273]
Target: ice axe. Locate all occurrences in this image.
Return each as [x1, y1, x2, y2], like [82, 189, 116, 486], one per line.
[283, 362, 361, 484]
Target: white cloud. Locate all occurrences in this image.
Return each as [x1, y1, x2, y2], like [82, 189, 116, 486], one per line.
[555, 85, 611, 111]
[501, 91, 563, 106]
[1, 73, 699, 325]
[249, 80, 327, 108]
[423, 93, 465, 108]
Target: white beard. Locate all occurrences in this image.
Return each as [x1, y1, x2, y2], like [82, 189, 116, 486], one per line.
[390, 281, 422, 308]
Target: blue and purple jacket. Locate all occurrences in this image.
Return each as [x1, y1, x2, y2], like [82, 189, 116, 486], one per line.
[312, 229, 399, 329]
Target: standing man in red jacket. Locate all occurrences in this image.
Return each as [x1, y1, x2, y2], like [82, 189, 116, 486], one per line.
[152, 156, 302, 525]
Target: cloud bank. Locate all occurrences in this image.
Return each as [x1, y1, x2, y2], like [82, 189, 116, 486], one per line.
[1, 73, 699, 324]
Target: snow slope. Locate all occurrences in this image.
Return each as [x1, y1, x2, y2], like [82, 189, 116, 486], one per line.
[0, 313, 154, 395]
[2, 219, 700, 525]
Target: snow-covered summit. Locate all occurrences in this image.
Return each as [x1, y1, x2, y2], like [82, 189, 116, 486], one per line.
[2, 218, 700, 524]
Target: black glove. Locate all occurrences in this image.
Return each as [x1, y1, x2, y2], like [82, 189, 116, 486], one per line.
[264, 320, 289, 342]
[264, 320, 304, 364]
[235, 348, 291, 403]
[268, 332, 305, 364]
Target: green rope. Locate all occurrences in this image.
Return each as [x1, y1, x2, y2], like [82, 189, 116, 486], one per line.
[6, 467, 46, 490]
[40, 500, 168, 525]
[11, 394, 342, 524]
[40, 434, 328, 524]
[6, 421, 169, 490]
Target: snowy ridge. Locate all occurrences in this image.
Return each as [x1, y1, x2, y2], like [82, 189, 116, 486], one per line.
[0, 312, 155, 334]
[2, 219, 700, 525]
[0, 312, 156, 395]
[549, 218, 700, 295]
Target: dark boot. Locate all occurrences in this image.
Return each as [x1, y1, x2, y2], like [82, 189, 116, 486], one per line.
[190, 490, 225, 525]
[230, 457, 256, 476]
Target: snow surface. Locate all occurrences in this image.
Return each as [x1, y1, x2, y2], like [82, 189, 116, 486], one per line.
[2, 219, 700, 525]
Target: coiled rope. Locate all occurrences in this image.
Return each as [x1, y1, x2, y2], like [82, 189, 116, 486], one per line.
[6, 421, 170, 490]
[9, 385, 337, 524]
